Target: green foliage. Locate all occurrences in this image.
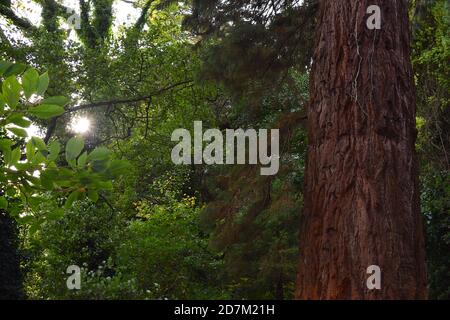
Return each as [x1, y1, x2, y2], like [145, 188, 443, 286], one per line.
[114, 197, 228, 299]
[413, 0, 450, 299]
[413, 0, 450, 170]
[24, 200, 124, 299]
[25, 196, 228, 300]
[0, 61, 127, 231]
[421, 171, 450, 299]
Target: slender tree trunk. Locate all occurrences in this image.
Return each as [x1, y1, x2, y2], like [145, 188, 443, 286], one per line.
[296, 0, 427, 299]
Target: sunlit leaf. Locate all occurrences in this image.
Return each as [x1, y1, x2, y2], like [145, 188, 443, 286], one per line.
[37, 72, 49, 96]
[7, 127, 28, 138]
[5, 113, 31, 128]
[65, 136, 84, 161]
[47, 141, 61, 162]
[2, 76, 21, 109]
[42, 96, 70, 106]
[22, 68, 39, 99]
[28, 104, 64, 119]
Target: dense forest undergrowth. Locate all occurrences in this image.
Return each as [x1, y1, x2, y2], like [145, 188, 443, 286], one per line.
[0, 0, 448, 299]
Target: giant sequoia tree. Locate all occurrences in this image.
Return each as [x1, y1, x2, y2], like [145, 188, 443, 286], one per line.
[295, 0, 428, 299]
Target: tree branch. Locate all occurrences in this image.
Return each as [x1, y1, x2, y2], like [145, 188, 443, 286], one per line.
[64, 80, 193, 113]
[43, 80, 193, 143]
[0, 4, 37, 31]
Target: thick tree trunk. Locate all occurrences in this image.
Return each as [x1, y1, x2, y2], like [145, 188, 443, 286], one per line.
[296, 0, 427, 299]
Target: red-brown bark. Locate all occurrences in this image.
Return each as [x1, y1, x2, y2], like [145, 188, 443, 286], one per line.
[296, 0, 427, 299]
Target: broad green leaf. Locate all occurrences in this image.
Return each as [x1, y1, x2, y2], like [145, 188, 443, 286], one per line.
[0, 95, 5, 111]
[5, 113, 31, 128]
[2, 76, 21, 109]
[40, 170, 55, 190]
[31, 137, 47, 151]
[107, 159, 130, 177]
[47, 208, 64, 220]
[65, 136, 84, 161]
[28, 104, 64, 119]
[4, 63, 26, 77]
[92, 159, 109, 172]
[0, 197, 7, 209]
[10, 148, 21, 165]
[29, 221, 42, 235]
[47, 141, 61, 162]
[31, 151, 47, 165]
[78, 151, 88, 168]
[37, 72, 49, 96]
[42, 96, 70, 106]
[18, 216, 34, 225]
[88, 147, 110, 161]
[7, 127, 28, 138]
[91, 180, 113, 191]
[26, 139, 35, 160]
[65, 190, 80, 209]
[15, 163, 32, 171]
[87, 189, 99, 202]
[79, 172, 94, 185]
[2, 147, 11, 165]
[0, 139, 12, 152]
[22, 68, 39, 99]
[0, 61, 13, 76]
[68, 158, 77, 169]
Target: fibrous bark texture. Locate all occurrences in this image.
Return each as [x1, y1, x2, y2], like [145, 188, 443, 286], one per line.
[296, 0, 427, 299]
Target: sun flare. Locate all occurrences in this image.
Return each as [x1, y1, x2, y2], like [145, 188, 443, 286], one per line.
[69, 116, 91, 134]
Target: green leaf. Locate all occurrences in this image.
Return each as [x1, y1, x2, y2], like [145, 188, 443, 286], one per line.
[22, 68, 39, 99]
[18, 215, 34, 225]
[0, 61, 13, 76]
[88, 147, 110, 161]
[7, 127, 28, 138]
[0, 197, 8, 209]
[68, 158, 77, 169]
[31, 151, 47, 165]
[47, 141, 61, 162]
[5, 113, 31, 128]
[0, 139, 12, 152]
[28, 104, 64, 119]
[37, 72, 49, 96]
[31, 137, 47, 151]
[4, 63, 26, 77]
[65, 190, 80, 209]
[92, 159, 109, 173]
[42, 96, 70, 106]
[3, 148, 11, 167]
[78, 151, 88, 168]
[10, 148, 21, 165]
[65, 136, 84, 161]
[47, 208, 64, 220]
[87, 189, 99, 202]
[40, 170, 55, 190]
[107, 159, 130, 177]
[2, 76, 21, 109]
[26, 140, 35, 160]
[0, 95, 5, 111]
[90, 180, 113, 191]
